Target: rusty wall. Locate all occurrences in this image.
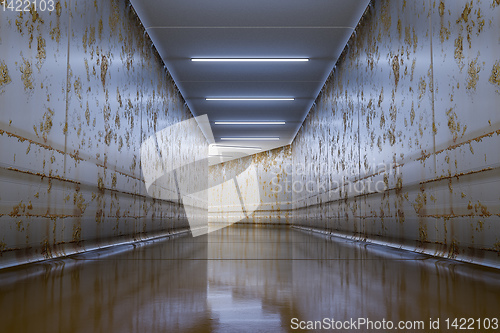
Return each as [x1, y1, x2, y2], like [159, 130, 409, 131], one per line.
[0, 0, 207, 269]
[208, 146, 292, 226]
[291, 0, 500, 267]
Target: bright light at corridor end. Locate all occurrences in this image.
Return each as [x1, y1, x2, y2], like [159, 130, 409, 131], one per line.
[221, 137, 280, 141]
[191, 58, 309, 62]
[214, 121, 285, 125]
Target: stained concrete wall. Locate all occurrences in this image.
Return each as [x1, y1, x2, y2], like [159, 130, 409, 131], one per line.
[291, 0, 500, 267]
[208, 146, 292, 226]
[0, 0, 207, 268]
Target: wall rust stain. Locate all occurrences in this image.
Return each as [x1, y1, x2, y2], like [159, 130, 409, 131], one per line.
[20, 58, 34, 90]
[489, 60, 500, 87]
[466, 58, 481, 90]
[0, 60, 12, 87]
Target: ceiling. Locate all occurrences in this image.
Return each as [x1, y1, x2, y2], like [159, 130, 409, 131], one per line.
[129, 0, 370, 163]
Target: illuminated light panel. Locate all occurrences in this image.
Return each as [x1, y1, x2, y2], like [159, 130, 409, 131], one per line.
[191, 58, 309, 62]
[214, 121, 286, 125]
[211, 145, 262, 151]
[206, 98, 294, 101]
[220, 137, 280, 141]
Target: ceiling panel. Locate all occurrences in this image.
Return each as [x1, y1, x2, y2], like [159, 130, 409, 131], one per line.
[180, 82, 321, 99]
[148, 28, 353, 59]
[131, 0, 367, 28]
[186, 99, 313, 117]
[170, 62, 331, 83]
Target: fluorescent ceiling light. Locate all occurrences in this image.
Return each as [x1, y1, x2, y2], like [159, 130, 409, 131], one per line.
[206, 98, 294, 101]
[212, 145, 262, 151]
[192, 58, 309, 62]
[214, 121, 286, 125]
[221, 137, 280, 141]
[208, 154, 234, 158]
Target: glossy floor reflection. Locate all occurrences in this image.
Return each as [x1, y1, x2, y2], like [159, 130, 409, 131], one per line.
[1, 225, 500, 332]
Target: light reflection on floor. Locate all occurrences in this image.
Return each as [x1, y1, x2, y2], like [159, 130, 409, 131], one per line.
[1, 225, 499, 332]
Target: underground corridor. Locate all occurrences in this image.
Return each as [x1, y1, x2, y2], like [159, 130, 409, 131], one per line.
[1, 0, 499, 332]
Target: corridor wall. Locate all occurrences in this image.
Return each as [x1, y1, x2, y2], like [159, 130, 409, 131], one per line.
[0, 0, 207, 268]
[291, 0, 500, 267]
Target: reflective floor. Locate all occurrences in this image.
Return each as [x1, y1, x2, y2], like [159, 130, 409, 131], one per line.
[1, 225, 500, 333]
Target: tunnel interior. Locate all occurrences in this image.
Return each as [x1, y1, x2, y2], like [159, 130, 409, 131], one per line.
[1, 0, 499, 332]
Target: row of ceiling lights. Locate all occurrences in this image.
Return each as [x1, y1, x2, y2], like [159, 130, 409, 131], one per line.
[194, 58, 309, 142]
